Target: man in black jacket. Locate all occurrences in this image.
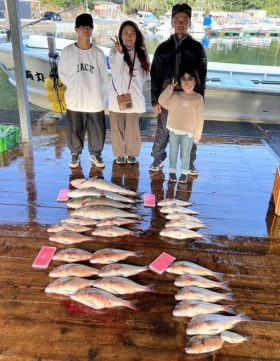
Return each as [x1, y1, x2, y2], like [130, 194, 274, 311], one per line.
[149, 3, 207, 174]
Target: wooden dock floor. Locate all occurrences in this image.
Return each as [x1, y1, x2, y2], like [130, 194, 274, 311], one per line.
[0, 118, 280, 361]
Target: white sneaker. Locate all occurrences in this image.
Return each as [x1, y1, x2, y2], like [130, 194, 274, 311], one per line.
[91, 154, 105, 168]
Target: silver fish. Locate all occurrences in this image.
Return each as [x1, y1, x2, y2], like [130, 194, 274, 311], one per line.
[91, 276, 153, 295]
[67, 196, 134, 210]
[174, 274, 229, 290]
[159, 227, 203, 240]
[68, 188, 135, 204]
[173, 300, 236, 317]
[185, 335, 224, 354]
[71, 177, 137, 196]
[165, 213, 201, 221]
[72, 206, 141, 220]
[52, 248, 94, 263]
[99, 263, 149, 277]
[175, 286, 233, 302]
[157, 198, 192, 207]
[47, 223, 93, 233]
[45, 276, 95, 295]
[89, 248, 144, 264]
[70, 287, 137, 310]
[165, 219, 206, 229]
[61, 217, 97, 226]
[160, 205, 199, 215]
[220, 331, 249, 344]
[91, 226, 133, 237]
[166, 261, 224, 280]
[186, 313, 250, 335]
[49, 263, 99, 278]
[49, 230, 94, 245]
[96, 217, 139, 227]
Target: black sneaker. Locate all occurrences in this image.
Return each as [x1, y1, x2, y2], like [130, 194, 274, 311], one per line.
[169, 172, 177, 182]
[91, 154, 105, 168]
[189, 166, 198, 176]
[149, 159, 164, 172]
[69, 154, 80, 169]
[127, 156, 137, 164]
[116, 157, 126, 165]
[179, 174, 188, 183]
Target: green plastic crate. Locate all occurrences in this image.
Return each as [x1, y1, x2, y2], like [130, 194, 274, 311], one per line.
[0, 125, 20, 152]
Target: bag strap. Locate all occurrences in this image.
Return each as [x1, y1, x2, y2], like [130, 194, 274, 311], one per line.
[112, 50, 136, 95]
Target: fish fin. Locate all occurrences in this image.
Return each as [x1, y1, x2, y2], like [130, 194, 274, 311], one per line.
[224, 305, 237, 315]
[220, 281, 231, 290]
[237, 312, 250, 322]
[214, 272, 224, 281]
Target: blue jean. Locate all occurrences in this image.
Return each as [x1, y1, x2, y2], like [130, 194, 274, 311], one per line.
[169, 131, 193, 175]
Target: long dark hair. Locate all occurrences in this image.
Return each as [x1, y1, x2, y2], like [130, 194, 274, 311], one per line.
[118, 20, 150, 76]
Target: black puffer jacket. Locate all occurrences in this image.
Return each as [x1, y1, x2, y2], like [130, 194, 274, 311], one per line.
[151, 34, 207, 105]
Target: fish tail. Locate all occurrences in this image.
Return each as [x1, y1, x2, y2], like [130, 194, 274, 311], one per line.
[134, 251, 144, 258]
[214, 272, 224, 281]
[224, 305, 237, 315]
[126, 300, 138, 310]
[237, 312, 250, 322]
[224, 293, 234, 301]
[220, 281, 231, 290]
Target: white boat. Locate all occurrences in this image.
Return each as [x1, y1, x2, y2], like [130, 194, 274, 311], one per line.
[0, 35, 279, 122]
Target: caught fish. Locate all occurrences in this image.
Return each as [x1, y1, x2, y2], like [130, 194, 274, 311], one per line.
[68, 188, 135, 204]
[70, 287, 137, 310]
[166, 261, 224, 280]
[99, 263, 149, 277]
[49, 230, 94, 245]
[91, 276, 153, 295]
[173, 300, 236, 317]
[67, 196, 135, 210]
[89, 248, 144, 264]
[52, 248, 94, 263]
[165, 213, 201, 221]
[185, 335, 224, 354]
[159, 227, 203, 240]
[174, 274, 229, 290]
[165, 219, 206, 229]
[160, 205, 198, 215]
[96, 217, 139, 227]
[49, 263, 99, 278]
[45, 276, 95, 295]
[71, 177, 137, 196]
[61, 217, 97, 226]
[220, 331, 249, 344]
[91, 226, 133, 238]
[47, 223, 93, 233]
[157, 198, 192, 207]
[186, 313, 250, 335]
[175, 286, 234, 302]
[72, 206, 141, 220]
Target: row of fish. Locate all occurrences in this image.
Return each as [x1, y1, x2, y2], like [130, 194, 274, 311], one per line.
[167, 260, 249, 354]
[156, 198, 206, 240]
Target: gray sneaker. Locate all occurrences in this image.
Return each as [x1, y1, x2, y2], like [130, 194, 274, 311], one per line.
[116, 157, 126, 165]
[179, 174, 188, 183]
[169, 172, 177, 182]
[149, 159, 164, 172]
[69, 154, 80, 169]
[127, 156, 137, 164]
[91, 154, 105, 168]
[189, 167, 198, 176]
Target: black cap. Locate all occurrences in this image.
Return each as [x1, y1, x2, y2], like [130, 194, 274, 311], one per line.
[172, 3, 192, 18]
[75, 13, 94, 28]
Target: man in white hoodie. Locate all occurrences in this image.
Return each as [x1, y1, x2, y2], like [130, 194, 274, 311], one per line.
[58, 13, 107, 169]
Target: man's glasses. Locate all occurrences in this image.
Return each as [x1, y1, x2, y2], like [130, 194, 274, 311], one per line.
[180, 76, 195, 83]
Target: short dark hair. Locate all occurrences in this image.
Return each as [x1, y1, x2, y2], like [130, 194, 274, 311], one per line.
[172, 3, 192, 18]
[75, 13, 93, 29]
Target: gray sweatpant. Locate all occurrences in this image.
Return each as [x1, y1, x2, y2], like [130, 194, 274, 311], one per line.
[66, 109, 106, 156]
[109, 111, 141, 158]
